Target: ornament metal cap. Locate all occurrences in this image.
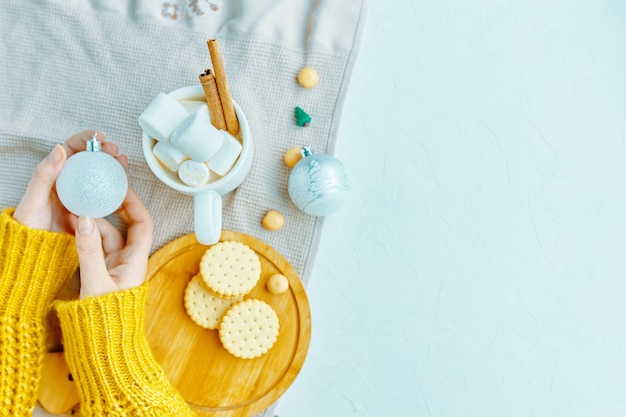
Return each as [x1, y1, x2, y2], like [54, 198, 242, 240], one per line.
[301, 146, 312, 158]
[85, 132, 102, 152]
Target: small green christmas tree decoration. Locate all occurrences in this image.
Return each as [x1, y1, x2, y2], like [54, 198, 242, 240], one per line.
[295, 106, 311, 127]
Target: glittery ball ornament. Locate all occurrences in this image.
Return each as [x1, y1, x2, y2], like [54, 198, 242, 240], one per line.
[56, 135, 127, 218]
[287, 147, 350, 216]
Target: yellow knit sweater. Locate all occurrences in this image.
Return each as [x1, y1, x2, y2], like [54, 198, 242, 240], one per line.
[0, 208, 195, 416]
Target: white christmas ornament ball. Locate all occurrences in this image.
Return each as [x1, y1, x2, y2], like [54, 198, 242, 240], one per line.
[287, 147, 350, 216]
[56, 139, 127, 218]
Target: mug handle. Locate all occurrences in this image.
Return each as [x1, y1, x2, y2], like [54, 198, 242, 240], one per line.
[194, 190, 222, 245]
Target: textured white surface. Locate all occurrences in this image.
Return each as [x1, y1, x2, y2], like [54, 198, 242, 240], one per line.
[276, 0, 626, 416]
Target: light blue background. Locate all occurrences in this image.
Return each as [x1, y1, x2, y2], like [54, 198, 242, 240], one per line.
[276, 1, 626, 416]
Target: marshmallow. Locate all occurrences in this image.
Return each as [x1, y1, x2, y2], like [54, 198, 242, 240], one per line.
[170, 108, 224, 162]
[138, 93, 189, 142]
[178, 160, 211, 186]
[208, 132, 243, 176]
[152, 141, 188, 172]
[179, 99, 207, 115]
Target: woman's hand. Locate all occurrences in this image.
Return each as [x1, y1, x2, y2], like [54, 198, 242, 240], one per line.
[13, 130, 127, 233]
[12, 129, 152, 297]
[74, 189, 154, 298]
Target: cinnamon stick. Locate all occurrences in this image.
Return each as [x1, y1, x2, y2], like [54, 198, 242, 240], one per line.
[198, 69, 227, 130]
[207, 39, 240, 135]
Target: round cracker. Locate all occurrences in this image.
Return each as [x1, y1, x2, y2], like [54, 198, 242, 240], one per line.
[200, 241, 262, 299]
[219, 299, 280, 359]
[184, 274, 240, 329]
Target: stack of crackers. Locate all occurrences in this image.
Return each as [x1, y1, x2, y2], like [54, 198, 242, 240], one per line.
[184, 241, 280, 359]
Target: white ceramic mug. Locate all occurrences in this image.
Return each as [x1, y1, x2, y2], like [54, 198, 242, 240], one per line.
[142, 86, 253, 245]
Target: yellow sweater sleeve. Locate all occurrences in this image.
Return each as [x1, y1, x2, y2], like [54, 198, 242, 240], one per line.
[0, 208, 79, 416]
[55, 285, 196, 416]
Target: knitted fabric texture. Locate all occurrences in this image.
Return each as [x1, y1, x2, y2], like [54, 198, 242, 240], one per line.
[54, 286, 195, 416]
[0, 208, 78, 416]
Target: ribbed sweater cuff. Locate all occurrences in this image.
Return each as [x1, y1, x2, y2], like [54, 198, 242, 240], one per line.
[0, 207, 78, 321]
[55, 285, 194, 416]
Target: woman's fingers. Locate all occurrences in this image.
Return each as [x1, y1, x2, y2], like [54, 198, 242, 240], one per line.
[75, 216, 117, 299]
[118, 189, 154, 257]
[95, 218, 125, 259]
[13, 144, 67, 229]
[115, 154, 129, 169]
[62, 130, 121, 161]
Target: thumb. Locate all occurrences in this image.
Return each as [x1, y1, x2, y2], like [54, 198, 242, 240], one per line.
[75, 216, 116, 298]
[14, 144, 68, 226]
[28, 144, 67, 196]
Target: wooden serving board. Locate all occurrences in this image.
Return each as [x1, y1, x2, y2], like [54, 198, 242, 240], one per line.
[144, 231, 311, 416]
[38, 231, 311, 417]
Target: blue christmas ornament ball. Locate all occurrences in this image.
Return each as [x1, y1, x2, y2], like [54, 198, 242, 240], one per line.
[56, 141, 127, 218]
[287, 147, 350, 216]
